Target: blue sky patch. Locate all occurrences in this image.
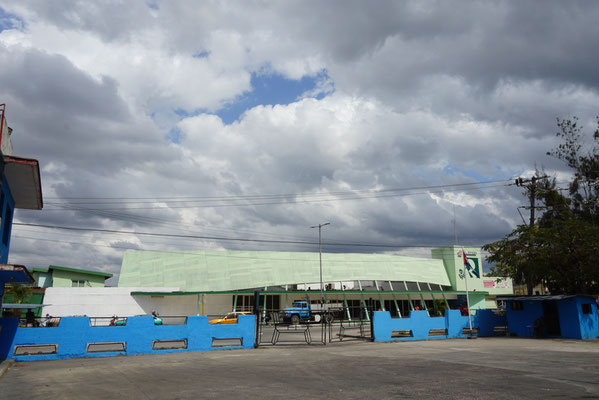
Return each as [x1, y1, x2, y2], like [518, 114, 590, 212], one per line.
[165, 126, 182, 144]
[192, 50, 210, 59]
[443, 164, 490, 182]
[161, 69, 334, 143]
[146, 0, 159, 10]
[0, 7, 24, 32]
[216, 69, 333, 124]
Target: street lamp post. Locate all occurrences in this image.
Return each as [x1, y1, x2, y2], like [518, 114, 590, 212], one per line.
[310, 222, 330, 303]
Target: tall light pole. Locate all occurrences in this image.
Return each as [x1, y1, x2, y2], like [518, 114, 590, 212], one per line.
[310, 222, 330, 303]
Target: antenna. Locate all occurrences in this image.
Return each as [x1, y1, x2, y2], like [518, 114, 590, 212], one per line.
[452, 204, 458, 245]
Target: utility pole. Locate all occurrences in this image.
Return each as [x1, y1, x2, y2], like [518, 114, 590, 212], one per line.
[515, 176, 542, 225]
[529, 176, 537, 227]
[310, 222, 330, 304]
[452, 204, 458, 244]
[515, 176, 547, 228]
[515, 175, 543, 295]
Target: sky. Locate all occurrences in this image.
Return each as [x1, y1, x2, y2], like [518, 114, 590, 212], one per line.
[1, 1, 598, 284]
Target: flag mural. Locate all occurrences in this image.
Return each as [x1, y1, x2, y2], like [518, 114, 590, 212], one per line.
[461, 251, 480, 279]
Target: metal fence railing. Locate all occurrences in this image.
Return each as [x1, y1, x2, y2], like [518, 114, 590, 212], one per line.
[89, 316, 128, 327]
[18, 317, 61, 328]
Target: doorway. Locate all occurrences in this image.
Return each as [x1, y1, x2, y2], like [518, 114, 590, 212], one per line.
[542, 300, 561, 336]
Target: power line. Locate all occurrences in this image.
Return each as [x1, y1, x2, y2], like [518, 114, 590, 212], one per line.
[34, 203, 320, 242]
[22, 182, 514, 250]
[44, 179, 512, 202]
[42, 182, 512, 211]
[13, 222, 467, 249]
[12, 234, 492, 261]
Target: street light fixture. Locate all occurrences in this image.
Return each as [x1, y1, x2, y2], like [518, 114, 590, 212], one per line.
[310, 222, 330, 304]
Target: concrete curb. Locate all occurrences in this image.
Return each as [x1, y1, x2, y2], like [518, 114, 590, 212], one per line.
[0, 359, 15, 379]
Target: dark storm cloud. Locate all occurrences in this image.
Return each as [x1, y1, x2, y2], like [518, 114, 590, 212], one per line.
[0, 45, 173, 178]
[0, 47, 128, 120]
[319, 1, 599, 139]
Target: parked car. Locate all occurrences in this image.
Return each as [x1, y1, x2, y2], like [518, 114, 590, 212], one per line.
[209, 312, 251, 324]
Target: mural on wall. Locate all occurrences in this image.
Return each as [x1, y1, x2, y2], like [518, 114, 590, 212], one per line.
[483, 279, 511, 289]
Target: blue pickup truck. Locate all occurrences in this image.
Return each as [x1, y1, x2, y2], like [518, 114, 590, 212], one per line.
[280, 300, 343, 324]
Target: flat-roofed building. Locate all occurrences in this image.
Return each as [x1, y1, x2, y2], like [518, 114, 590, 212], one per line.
[116, 246, 513, 318]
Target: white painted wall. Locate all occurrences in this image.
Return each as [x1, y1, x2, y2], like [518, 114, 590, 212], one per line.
[203, 294, 234, 316]
[41, 287, 195, 318]
[41, 288, 465, 322]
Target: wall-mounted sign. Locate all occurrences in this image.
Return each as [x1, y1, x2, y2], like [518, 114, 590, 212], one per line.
[483, 279, 511, 289]
[457, 256, 480, 279]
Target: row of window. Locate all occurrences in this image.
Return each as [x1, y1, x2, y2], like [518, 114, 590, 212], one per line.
[233, 295, 281, 312]
[232, 295, 432, 318]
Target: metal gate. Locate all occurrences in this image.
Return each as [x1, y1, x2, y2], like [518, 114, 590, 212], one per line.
[256, 309, 372, 346]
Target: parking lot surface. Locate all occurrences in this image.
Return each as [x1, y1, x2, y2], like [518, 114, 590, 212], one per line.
[1, 337, 598, 399]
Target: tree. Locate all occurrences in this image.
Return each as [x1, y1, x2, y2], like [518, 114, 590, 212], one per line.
[484, 116, 599, 295]
[541, 219, 599, 294]
[548, 116, 599, 223]
[484, 224, 549, 295]
[5, 283, 32, 304]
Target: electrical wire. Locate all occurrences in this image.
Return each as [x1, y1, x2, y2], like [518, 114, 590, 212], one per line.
[44, 179, 512, 203]
[12, 234, 491, 262]
[13, 222, 453, 248]
[42, 182, 512, 210]
[19, 180, 515, 250]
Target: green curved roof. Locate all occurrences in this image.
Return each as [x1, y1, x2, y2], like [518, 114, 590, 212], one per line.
[118, 250, 451, 291]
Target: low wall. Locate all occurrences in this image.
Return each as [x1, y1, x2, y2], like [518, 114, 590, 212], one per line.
[41, 287, 187, 317]
[372, 309, 506, 342]
[0, 315, 255, 361]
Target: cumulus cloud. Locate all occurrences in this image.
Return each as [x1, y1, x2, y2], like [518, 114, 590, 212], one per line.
[1, 1, 597, 278]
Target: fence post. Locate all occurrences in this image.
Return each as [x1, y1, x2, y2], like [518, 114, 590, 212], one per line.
[253, 290, 261, 348]
[369, 297, 375, 341]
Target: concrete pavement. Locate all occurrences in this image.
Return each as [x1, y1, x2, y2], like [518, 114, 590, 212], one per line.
[1, 337, 598, 399]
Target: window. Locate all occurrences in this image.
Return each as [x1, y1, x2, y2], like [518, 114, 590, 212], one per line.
[582, 303, 592, 315]
[511, 301, 524, 311]
[72, 280, 86, 287]
[232, 295, 280, 312]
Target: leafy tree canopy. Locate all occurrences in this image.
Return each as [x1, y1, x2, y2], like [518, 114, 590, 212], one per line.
[483, 116, 599, 295]
[5, 283, 32, 304]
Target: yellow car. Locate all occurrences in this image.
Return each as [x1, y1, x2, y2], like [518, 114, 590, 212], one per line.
[209, 312, 251, 324]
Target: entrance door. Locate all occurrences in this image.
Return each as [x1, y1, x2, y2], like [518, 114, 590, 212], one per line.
[542, 300, 561, 336]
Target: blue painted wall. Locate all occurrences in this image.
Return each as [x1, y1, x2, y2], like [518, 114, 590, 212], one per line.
[578, 297, 599, 339]
[504, 296, 599, 339]
[372, 309, 506, 342]
[555, 297, 599, 340]
[0, 315, 256, 361]
[0, 175, 15, 264]
[505, 300, 543, 337]
[557, 298, 580, 339]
